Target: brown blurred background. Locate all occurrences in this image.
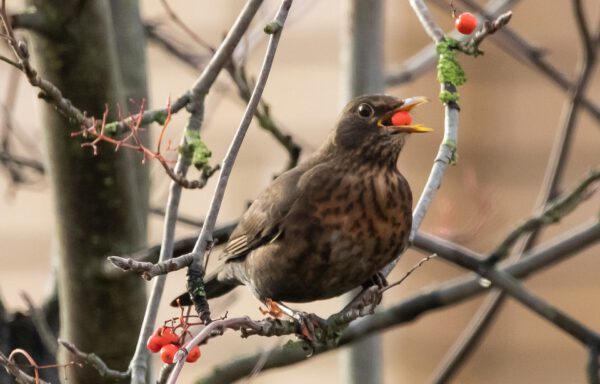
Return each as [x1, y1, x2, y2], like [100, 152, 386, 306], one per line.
[1, 0, 599, 383]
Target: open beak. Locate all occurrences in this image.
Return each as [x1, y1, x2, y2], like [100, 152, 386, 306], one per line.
[377, 96, 434, 133]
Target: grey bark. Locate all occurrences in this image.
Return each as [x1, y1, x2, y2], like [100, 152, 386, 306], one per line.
[340, 1, 385, 383]
[25, 1, 148, 383]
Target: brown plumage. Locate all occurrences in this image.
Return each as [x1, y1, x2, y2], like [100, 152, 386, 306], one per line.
[173, 94, 431, 306]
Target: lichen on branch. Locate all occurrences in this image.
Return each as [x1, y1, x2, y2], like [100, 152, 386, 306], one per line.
[181, 130, 212, 171]
[436, 37, 465, 104]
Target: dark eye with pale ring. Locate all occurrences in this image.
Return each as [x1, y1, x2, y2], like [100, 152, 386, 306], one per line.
[357, 103, 374, 118]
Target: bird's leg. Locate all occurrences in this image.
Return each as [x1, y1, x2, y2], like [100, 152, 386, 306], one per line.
[360, 271, 387, 307]
[259, 298, 284, 318]
[362, 271, 388, 290]
[342, 272, 388, 316]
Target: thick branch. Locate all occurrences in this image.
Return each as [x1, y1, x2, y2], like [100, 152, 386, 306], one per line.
[195, 220, 600, 383]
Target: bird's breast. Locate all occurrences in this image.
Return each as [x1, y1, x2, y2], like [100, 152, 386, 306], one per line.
[245, 168, 413, 302]
[306, 169, 413, 291]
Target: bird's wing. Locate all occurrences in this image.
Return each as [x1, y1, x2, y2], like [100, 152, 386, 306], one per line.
[220, 161, 316, 262]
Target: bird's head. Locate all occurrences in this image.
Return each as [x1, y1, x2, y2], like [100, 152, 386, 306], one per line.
[332, 94, 432, 167]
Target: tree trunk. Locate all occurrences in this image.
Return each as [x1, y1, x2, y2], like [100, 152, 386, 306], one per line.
[340, 0, 385, 383]
[26, 1, 148, 383]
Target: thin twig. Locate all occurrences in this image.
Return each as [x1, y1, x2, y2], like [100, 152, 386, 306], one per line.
[0, 350, 50, 384]
[0, 4, 89, 125]
[21, 294, 58, 355]
[386, 0, 600, 122]
[485, 167, 600, 264]
[458, 11, 512, 56]
[159, 0, 214, 51]
[145, 23, 301, 171]
[185, 0, 293, 321]
[379, 254, 437, 294]
[58, 339, 130, 380]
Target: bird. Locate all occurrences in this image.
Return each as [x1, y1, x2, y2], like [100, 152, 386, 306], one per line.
[172, 94, 432, 308]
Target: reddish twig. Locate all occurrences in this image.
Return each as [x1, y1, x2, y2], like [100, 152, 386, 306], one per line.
[70, 99, 217, 189]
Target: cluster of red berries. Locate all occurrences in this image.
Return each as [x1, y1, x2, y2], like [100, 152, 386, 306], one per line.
[146, 326, 201, 364]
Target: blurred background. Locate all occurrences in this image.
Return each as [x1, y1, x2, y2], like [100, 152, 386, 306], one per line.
[1, 0, 599, 383]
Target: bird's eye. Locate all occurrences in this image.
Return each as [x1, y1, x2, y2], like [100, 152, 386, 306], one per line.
[357, 103, 374, 118]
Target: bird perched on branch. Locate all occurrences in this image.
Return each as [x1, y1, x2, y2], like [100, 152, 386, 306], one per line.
[173, 94, 431, 307]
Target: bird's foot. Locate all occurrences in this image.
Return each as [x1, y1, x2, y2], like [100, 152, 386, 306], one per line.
[261, 300, 326, 347]
[293, 311, 327, 343]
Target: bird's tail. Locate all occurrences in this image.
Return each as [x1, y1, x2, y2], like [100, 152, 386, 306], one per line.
[169, 270, 238, 307]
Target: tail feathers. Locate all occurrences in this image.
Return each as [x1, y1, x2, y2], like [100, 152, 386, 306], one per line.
[169, 271, 238, 307]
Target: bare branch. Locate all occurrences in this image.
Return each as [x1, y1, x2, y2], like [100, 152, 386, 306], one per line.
[486, 167, 600, 264]
[58, 339, 130, 380]
[145, 23, 302, 171]
[418, 233, 600, 347]
[127, 1, 266, 382]
[21, 294, 58, 355]
[387, 0, 600, 122]
[432, 0, 600, 375]
[589, 346, 600, 384]
[184, 0, 293, 319]
[459, 11, 512, 56]
[194, 220, 600, 382]
[0, 350, 50, 384]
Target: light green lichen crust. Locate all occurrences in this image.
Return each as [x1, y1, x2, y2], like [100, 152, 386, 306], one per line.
[181, 130, 212, 170]
[436, 37, 466, 103]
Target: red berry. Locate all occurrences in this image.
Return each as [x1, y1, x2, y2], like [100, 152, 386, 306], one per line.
[391, 111, 412, 126]
[455, 12, 477, 35]
[186, 346, 201, 363]
[146, 335, 162, 353]
[158, 327, 180, 345]
[160, 344, 180, 364]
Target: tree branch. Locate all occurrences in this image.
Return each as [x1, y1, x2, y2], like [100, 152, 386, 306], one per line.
[127, 1, 266, 382]
[486, 167, 600, 264]
[184, 0, 293, 321]
[110, 0, 293, 322]
[58, 340, 129, 380]
[144, 22, 302, 171]
[432, 0, 600, 375]
[386, 0, 600, 122]
[0, 351, 50, 384]
[195, 220, 600, 383]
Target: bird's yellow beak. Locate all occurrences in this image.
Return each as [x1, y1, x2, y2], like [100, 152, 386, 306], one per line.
[378, 96, 434, 133]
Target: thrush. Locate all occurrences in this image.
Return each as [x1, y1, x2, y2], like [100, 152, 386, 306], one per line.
[173, 94, 431, 307]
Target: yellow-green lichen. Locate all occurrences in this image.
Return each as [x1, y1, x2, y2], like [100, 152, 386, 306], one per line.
[181, 130, 212, 170]
[436, 38, 466, 104]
